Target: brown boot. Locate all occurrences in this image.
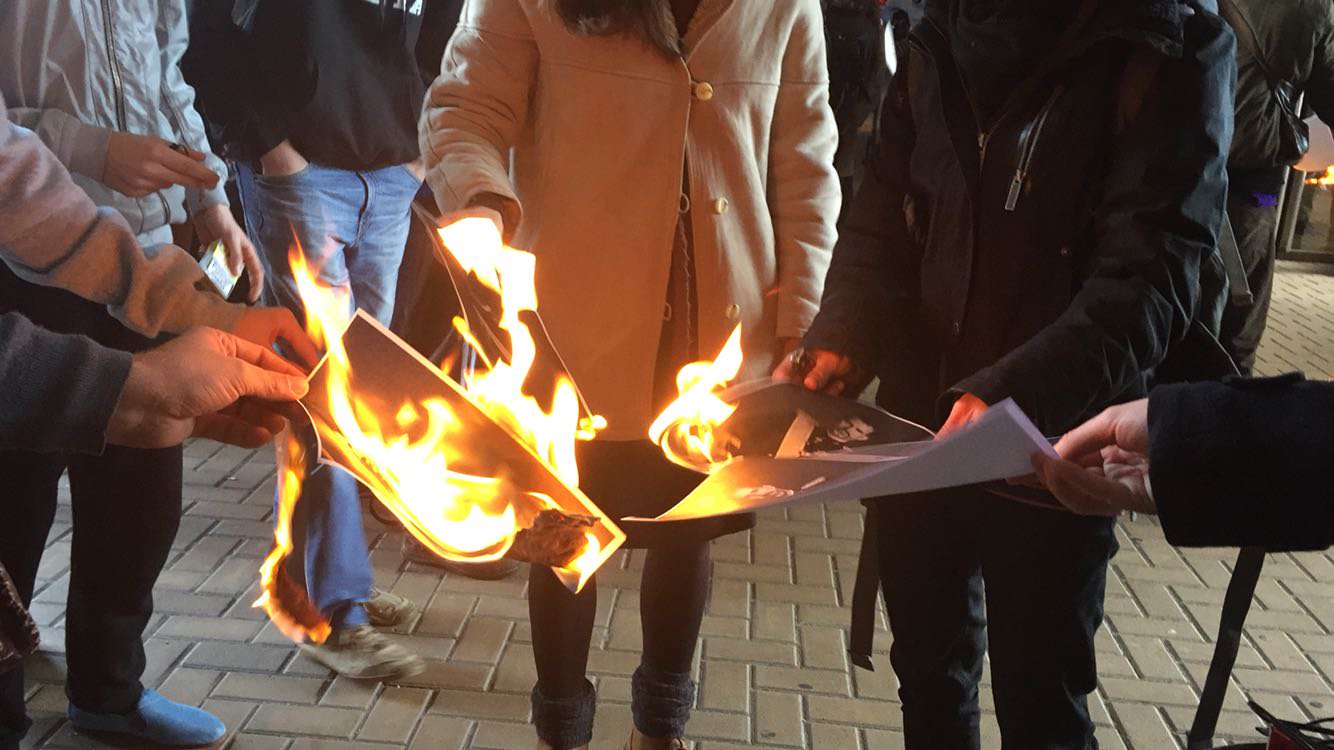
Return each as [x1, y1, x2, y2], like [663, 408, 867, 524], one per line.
[625, 728, 688, 750]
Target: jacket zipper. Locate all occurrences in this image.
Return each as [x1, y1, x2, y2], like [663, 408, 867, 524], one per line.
[1004, 86, 1064, 212]
[99, 0, 127, 131]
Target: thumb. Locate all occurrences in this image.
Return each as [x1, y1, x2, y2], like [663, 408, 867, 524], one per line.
[234, 360, 309, 401]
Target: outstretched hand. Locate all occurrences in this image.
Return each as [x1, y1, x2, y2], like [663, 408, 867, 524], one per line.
[1031, 399, 1156, 516]
[772, 347, 862, 396]
[107, 327, 310, 449]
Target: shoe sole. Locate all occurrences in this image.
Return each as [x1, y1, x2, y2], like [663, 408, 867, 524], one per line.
[298, 644, 427, 681]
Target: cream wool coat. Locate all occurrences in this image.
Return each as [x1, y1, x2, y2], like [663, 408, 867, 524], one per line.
[421, 0, 840, 439]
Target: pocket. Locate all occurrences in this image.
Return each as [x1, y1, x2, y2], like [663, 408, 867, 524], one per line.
[256, 162, 315, 186]
[397, 164, 425, 184]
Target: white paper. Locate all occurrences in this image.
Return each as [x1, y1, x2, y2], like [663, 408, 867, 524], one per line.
[636, 399, 1057, 522]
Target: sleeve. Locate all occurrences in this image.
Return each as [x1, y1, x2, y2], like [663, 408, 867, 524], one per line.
[4, 106, 111, 182]
[1303, 2, 1334, 127]
[156, 0, 230, 213]
[1149, 375, 1334, 551]
[766, 1, 841, 339]
[182, 0, 298, 164]
[420, 0, 538, 226]
[802, 57, 920, 373]
[0, 94, 242, 337]
[0, 312, 133, 455]
[953, 15, 1236, 433]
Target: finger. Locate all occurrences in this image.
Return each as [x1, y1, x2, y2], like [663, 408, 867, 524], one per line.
[822, 379, 846, 397]
[243, 243, 265, 303]
[277, 321, 320, 371]
[771, 359, 798, 383]
[802, 355, 840, 392]
[154, 147, 220, 188]
[222, 331, 305, 377]
[226, 242, 245, 276]
[1052, 410, 1119, 461]
[1034, 454, 1126, 517]
[225, 399, 290, 437]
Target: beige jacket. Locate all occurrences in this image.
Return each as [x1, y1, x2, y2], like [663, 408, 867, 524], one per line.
[422, 0, 840, 439]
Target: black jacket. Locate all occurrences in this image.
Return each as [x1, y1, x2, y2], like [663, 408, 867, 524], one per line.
[805, 0, 1236, 436]
[1150, 374, 1334, 550]
[184, 0, 462, 171]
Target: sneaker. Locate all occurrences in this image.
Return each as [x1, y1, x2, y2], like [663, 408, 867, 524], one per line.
[67, 689, 225, 747]
[402, 536, 520, 580]
[365, 587, 417, 628]
[299, 625, 425, 680]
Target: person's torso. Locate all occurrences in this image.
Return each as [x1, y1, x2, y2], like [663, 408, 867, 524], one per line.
[0, 0, 191, 233]
[1228, 0, 1330, 171]
[247, 0, 429, 170]
[485, 0, 836, 437]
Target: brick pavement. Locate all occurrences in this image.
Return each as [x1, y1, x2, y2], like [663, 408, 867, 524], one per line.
[16, 262, 1334, 749]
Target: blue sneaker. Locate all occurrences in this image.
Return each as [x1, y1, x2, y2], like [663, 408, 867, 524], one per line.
[67, 689, 225, 746]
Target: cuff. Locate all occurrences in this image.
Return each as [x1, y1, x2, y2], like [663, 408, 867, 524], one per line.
[62, 118, 113, 181]
[172, 288, 246, 333]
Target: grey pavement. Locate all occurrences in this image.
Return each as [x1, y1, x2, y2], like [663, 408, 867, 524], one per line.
[17, 261, 1334, 749]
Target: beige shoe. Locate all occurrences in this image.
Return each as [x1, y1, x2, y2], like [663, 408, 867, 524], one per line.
[299, 625, 425, 681]
[364, 587, 417, 628]
[625, 728, 687, 750]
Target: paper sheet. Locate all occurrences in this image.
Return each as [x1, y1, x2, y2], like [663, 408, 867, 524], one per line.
[637, 399, 1057, 522]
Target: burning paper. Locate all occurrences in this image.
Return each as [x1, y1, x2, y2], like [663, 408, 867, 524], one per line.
[257, 217, 624, 643]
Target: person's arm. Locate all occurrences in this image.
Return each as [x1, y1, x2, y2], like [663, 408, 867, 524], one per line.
[0, 94, 242, 337]
[420, 0, 539, 239]
[0, 312, 132, 455]
[1149, 375, 1334, 550]
[767, 1, 840, 342]
[156, 0, 230, 213]
[3, 106, 112, 183]
[953, 15, 1236, 433]
[800, 55, 921, 376]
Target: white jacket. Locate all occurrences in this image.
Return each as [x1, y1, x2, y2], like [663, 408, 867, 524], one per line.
[423, 0, 840, 438]
[0, 0, 230, 237]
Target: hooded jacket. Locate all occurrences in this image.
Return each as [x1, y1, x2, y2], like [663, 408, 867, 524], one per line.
[0, 0, 231, 237]
[806, 0, 1236, 436]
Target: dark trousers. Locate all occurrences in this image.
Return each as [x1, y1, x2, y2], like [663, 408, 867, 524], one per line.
[0, 270, 183, 748]
[1219, 197, 1279, 375]
[877, 486, 1117, 750]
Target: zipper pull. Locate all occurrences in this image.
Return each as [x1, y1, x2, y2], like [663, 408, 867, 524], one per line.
[1004, 170, 1024, 212]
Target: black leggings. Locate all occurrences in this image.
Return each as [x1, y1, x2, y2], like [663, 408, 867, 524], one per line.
[529, 540, 711, 699]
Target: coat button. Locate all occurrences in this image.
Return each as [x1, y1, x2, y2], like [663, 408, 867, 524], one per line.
[725, 303, 741, 320]
[951, 321, 962, 335]
[1059, 246, 1070, 257]
[713, 197, 729, 214]
[679, 193, 691, 213]
[694, 81, 714, 101]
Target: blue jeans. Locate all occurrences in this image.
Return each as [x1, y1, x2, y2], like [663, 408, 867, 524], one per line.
[237, 162, 420, 629]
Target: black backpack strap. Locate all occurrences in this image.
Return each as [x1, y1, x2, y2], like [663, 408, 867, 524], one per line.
[847, 503, 881, 670]
[1186, 547, 1266, 749]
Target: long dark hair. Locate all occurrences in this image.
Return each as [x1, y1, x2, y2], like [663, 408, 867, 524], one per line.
[553, 0, 679, 56]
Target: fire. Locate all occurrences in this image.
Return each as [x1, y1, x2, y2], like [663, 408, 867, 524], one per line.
[1307, 167, 1334, 186]
[648, 325, 745, 472]
[257, 218, 618, 641]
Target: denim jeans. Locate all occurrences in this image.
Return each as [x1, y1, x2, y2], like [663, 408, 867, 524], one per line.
[236, 161, 420, 629]
[874, 486, 1118, 750]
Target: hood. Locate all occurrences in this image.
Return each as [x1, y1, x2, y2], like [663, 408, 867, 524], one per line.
[923, 0, 1192, 59]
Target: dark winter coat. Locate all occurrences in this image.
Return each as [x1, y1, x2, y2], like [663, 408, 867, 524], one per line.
[804, 0, 1237, 436]
[1150, 374, 1334, 550]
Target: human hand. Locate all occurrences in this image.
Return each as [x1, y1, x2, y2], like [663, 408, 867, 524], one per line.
[772, 347, 861, 396]
[1030, 399, 1155, 516]
[103, 132, 219, 197]
[438, 205, 507, 249]
[194, 205, 265, 302]
[404, 158, 426, 181]
[107, 327, 310, 449]
[229, 307, 320, 371]
[936, 392, 987, 439]
[259, 140, 309, 178]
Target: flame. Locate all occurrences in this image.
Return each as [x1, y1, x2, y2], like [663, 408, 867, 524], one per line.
[1308, 167, 1334, 186]
[648, 324, 745, 472]
[257, 220, 616, 641]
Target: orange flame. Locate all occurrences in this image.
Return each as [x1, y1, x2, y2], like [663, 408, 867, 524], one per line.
[256, 219, 619, 641]
[648, 324, 745, 472]
[1307, 167, 1334, 186]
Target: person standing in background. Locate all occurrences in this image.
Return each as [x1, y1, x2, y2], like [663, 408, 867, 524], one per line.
[0, 2, 276, 745]
[1218, 0, 1334, 373]
[184, 0, 460, 682]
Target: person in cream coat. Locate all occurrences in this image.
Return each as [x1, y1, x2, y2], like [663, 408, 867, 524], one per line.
[421, 1, 839, 748]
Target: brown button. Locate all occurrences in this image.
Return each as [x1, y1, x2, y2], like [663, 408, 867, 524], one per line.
[951, 321, 962, 335]
[1059, 245, 1071, 257]
[679, 193, 691, 213]
[725, 303, 741, 320]
[694, 81, 714, 101]
[713, 197, 729, 215]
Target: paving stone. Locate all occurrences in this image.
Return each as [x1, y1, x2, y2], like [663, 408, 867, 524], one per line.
[214, 673, 325, 704]
[357, 687, 431, 743]
[248, 704, 363, 738]
[407, 715, 473, 750]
